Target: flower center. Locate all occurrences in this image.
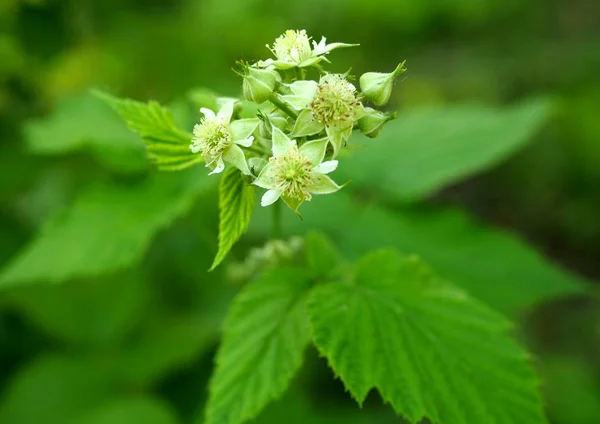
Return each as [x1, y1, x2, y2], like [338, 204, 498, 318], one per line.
[272, 147, 313, 200]
[272, 30, 312, 63]
[310, 74, 360, 126]
[192, 119, 232, 159]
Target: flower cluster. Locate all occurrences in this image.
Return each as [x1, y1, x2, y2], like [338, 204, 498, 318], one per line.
[189, 29, 406, 212]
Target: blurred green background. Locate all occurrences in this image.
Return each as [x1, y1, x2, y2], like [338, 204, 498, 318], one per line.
[0, 0, 599, 423]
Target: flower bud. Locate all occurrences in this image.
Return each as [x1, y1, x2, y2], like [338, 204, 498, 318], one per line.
[359, 61, 406, 106]
[242, 66, 280, 104]
[358, 107, 396, 138]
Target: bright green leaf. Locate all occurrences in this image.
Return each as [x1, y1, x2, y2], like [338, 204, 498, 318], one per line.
[78, 396, 179, 424]
[95, 90, 202, 171]
[205, 268, 312, 424]
[340, 98, 552, 201]
[0, 354, 118, 424]
[248, 193, 588, 314]
[116, 313, 217, 385]
[3, 272, 147, 345]
[24, 92, 147, 173]
[304, 232, 343, 280]
[210, 168, 255, 270]
[0, 168, 214, 287]
[309, 250, 547, 424]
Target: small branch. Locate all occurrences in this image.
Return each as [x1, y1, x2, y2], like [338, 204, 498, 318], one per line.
[269, 93, 299, 119]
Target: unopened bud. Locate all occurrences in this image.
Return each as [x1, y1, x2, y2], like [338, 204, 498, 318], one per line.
[358, 107, 396, 138]
[359, 61, 406, 106]
[242, 66, 280, 104]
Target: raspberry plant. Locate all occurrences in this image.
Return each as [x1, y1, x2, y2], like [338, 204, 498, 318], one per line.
[92, 30, 548, 424]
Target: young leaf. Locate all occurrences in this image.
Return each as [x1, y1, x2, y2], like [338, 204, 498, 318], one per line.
[24, 92, 147, 173]
[249, 193, 588, 314]
[338, 98, 552, 201]
[309, 250, 548, 424]
[304, 232, 344, 280]
[95, 90, 202, 171]
[78, 397, 179, 424]
[0, 169, 213, 287]
[205, 268, 312, 424]
[210, 168, 255, 270]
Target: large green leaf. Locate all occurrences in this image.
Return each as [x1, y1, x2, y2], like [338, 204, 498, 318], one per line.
[115, 313, 217, 385]
[78, 396, 179, 424]
[339, 98, 552, 201]
[96, 90, 202, 171]
[205, 268, 312, 424]
[3, 272, 147, 345]
[309, 250, 547, 424]
[0, 168, 214, 287]
[24, 92, 147, 173]
[0, 354, 118, 424]
[248, 193, 588, 314]
[210, 168, 256, 270]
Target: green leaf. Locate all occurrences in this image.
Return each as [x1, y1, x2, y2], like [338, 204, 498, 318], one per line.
[309, 250, 547, 424]
[95, 90, 202, 171]
[3, 272, 147, 345]
[78, 397, 179, 424]
[340, 98, 552, 201]
[304, 232, 344, 280]
[116, 313, 217, 385]
[24, 92, 147, 173]
[0, 354, 118, 424]
[205, 268, 312, 424]
[343, 203, 589, 314]
[210, 168, 255, 270]
[0, 169, 214, 287]
[248, 193, 588, 314]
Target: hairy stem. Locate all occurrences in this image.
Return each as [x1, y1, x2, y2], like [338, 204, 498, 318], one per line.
[269, 93, 299, 119]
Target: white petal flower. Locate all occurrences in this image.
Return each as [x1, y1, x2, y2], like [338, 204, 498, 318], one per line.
[189, 101, 260, 176]
[253, 130, 342, 212]
[257, 30, 358, 70]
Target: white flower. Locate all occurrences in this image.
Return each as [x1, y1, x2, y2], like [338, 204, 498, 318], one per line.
[253, 126, 342, 212]
[282, 74, 366, 157]
[190, 101, 259, 175]
[258, 30, 358, 70]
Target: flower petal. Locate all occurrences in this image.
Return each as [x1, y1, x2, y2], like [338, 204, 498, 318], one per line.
[217, 101, 235, 123]
[230, 118, 260, 141]
[312, 41, 359, 57]
[200, 108, 216, 121]
[271, 126, 295, 157]
[309, 173, 341, 194]
[235, 136, 254, 147]
[299, 137, 328, 167]
[222, 144, 251, 175]
[208, 157, 225, 175]
[313, 160, 338, 175]
[288, 80, 318, 98]
[252, 162, 277, 189]
[281, 95, 313, 110]
[261, 189, 281, 207]
[190, 141, 202, 153]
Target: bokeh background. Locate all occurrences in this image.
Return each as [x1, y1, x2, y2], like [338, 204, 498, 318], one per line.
[0, 0, 599, 423]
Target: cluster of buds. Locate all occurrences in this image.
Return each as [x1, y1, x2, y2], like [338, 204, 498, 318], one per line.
[190, 29, 406, 212]
[227, 236, 304, 283]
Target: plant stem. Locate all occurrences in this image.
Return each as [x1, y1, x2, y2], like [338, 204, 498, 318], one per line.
[272, 200, 282, 239]
[269, 93, 298, 119]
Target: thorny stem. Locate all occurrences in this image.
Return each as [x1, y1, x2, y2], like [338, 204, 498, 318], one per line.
[269, 93, 299, 119]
